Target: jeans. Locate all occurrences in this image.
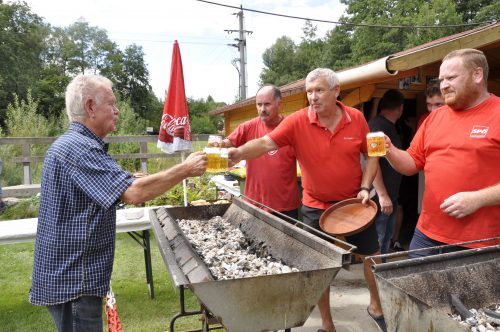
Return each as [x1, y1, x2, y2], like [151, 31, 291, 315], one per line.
[374, 197, 398, 259]
[409, 228, 466, 258]
[47, 296, 103, 332]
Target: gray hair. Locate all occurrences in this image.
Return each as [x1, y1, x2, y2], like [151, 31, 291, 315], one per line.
[65, 74, 113, 122]
[306, 68, 339, 89]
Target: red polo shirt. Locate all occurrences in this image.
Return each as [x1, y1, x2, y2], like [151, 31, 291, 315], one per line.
[268, 101, 369, 210]
[228, 117, 300, 212]
[408, 94, 500, 247]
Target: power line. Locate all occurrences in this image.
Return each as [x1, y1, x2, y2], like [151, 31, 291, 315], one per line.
[195, 0, 496, 29]
[112, 38, 228, 45]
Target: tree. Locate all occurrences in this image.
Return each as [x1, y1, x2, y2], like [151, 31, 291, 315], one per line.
[294, 21, 326, 77]
[32, 64, 70, 119]
[259, 36, 300, 86]
[472, 1, 500, 24]
[0, 0, 47, 126]
[63, 18, 119, 75]
[187, 96, 225, 134]
[260, 20, 331, 86]
[454, 0, 498, 23]
[341, 0, 463, 65]
[258, 0, 484, 84]
[321, 23, 355, 70]
[120, 45, 153, 117]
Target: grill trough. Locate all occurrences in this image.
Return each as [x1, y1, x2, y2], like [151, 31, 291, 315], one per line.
[150, 197, 351, 332]
[371, 244, 500, 332]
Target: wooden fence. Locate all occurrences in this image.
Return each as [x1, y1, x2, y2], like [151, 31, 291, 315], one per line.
[0, 134, 211, 197]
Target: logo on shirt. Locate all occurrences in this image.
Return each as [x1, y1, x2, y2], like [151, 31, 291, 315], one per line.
[268, 149, 278, 156]
[469, 125, 489, 138]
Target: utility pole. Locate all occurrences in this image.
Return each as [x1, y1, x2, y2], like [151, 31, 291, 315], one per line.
[225, 5, 252, 101]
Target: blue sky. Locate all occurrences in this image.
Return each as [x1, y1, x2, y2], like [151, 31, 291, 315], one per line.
[22, 0, 345, 104]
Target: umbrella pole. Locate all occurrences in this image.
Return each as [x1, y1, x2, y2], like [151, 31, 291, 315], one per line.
[181, 152, 188, 207]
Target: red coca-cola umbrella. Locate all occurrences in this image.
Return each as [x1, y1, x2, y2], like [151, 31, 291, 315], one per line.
[157, 40, 192, 154]
[157, 40, 192, 205]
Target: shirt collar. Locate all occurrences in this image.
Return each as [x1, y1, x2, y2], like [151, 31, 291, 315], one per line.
[69, 122, 107, 149]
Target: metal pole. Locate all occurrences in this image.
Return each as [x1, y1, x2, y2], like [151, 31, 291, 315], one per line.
[182, 152, 188, 207]
[237, 6, 247, 100]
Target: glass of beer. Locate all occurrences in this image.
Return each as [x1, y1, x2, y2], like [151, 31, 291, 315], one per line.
[204, 147, 221, 173]
[367, 132, 386, 157]
[207, 135, 222, 147]
[218, 148, 229, 172]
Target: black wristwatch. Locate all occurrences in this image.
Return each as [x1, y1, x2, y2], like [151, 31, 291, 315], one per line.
[359, 187, 370, 193]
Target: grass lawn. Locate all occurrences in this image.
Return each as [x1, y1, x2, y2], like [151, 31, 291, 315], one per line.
[0, 233, 206, 331]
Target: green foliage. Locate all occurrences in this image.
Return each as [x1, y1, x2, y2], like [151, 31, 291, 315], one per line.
[260, 36, 301, 86]
[260, 0, 485, 82]
[0, 196, 40, 221]
[190, 114, 217, 133]
[321, 23, 356, 70]
[114, 100, 144, 136]
[147, 174, 217, 207]
[32, 64, 70, 119]
[0, 0, 47, 125]
[341, 0, 463, 65]
[473, 1, 500, 23]
[0, 2, 165, 128]
[187, 96, 225, 133]
[120, 44, 154, 116]
[454, 0, 498, 23]
[108, 100, 144, 171]
[1, 92, 58, 185]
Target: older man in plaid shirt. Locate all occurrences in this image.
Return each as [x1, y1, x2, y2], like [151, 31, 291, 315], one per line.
[29, 74, 207, 332]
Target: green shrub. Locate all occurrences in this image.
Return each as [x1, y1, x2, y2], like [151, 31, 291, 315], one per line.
[0, 196, 40, 221]
[146, 174, 217, 206]
[108, 100, 144, 172]
[1, 92, 60, 185]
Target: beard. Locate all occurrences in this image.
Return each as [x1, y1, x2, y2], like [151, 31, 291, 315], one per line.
[443, 79, 479, 111]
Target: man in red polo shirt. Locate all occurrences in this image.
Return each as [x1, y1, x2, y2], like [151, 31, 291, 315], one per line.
[385, 48, 500, 257]
[229, 68, 385, 332]
[222, 85, 300, 220]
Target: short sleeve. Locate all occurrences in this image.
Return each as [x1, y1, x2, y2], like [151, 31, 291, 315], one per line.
[73, 147, 133, 209]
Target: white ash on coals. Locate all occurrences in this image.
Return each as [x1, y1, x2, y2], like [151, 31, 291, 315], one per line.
[177, 216, 299, 280]
[450, 304, 500, 331]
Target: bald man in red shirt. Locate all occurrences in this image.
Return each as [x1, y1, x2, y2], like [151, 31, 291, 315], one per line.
[222, 85, 300, 220]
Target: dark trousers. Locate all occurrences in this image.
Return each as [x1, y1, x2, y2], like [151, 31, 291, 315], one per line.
[271, 208, 299, 224]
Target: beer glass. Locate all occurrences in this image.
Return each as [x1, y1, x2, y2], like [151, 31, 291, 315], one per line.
[367, 132, 386, 157]
[218, 148, 229, 172]
[207, 135, 222, 147]
[204, 147, 221, 173]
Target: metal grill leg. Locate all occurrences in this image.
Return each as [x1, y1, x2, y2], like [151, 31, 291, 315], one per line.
[126, 230, 155, 299]
[143, 230, 154, 299]
[169, 286, 225, 332]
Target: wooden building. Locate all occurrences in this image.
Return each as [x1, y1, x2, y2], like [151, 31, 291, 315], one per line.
[212, 22, 500, 135]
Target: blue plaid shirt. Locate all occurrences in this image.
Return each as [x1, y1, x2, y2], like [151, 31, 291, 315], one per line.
[29, 122, 133, 305]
